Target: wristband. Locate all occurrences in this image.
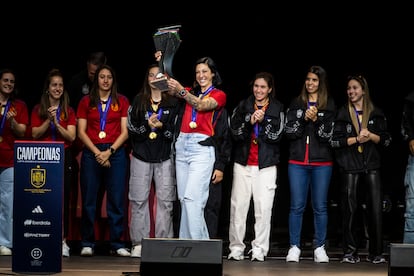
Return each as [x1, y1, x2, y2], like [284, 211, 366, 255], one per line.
[110, 147, 116, 154]
[178, 89, 187, 97]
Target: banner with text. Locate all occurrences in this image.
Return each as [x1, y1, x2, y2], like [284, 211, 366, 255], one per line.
[12, 141, 64, 274]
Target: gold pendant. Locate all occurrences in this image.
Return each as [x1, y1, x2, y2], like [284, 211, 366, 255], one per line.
[252, 138, 258, 145]
[149, 132, 157, 139]
[0, 136, 3, 143]
[98, 131, 106, 139]
[189, 121, 197, 129]
[358, 145, 363, 153]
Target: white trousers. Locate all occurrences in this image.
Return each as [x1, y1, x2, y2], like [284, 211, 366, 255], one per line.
[228, 163, 277, 256]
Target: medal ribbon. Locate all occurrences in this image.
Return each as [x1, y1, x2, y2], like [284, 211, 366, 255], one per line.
[0, 99, 11, 137]
[191, 85, 214, 123]
[308, 101, 317, 109]
[147, 107, 163, 133]
[253, 101, 269, 142]
[99, 97, 112, 134]
[50, 105, 61, 141]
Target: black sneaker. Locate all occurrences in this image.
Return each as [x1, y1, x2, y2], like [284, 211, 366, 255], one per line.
[341, 254, 360, 264]
[366, 255, 386, 264]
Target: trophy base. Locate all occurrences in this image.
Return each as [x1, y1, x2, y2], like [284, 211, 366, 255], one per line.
[151, 77, 169, 91]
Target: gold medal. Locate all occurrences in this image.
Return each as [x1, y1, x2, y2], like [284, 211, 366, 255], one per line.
[358, 145, 363, 153]
[0, 136, 3, 143]
[149, 132, 157, 139]
[252, 138, 258, 144]
[189, 121, 197, 129]
[151, 104, 159, 112]
[98, 131, 106, 139]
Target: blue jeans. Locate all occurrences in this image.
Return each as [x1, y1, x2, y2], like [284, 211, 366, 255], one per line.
[80, 145, 128, 251]
[404, 155, 414, 243]
[0, 167, 13, 248]
[288, 163, 332, 248]
[175, 132, 215, 239]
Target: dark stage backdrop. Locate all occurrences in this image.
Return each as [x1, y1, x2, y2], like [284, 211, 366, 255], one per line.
[1, 3, 411, 244]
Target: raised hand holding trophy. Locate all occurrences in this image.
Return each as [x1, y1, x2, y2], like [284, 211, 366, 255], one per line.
[151, 25, 182, 91]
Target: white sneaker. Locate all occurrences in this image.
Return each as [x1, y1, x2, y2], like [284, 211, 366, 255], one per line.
[131, 245, 142, 258]
[0, 245, 12, 256]
[62, 241, 70, 257]
[228, 249, 244, 261]
[115, 248, 131, 257]
[249, 247, 264, 262]
[286, 245, 301, 262]
[80, 247, 93, 257]
[314, 245, 329, 263]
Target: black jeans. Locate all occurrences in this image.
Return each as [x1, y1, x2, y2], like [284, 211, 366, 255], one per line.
[205, 181, 222, 239]
[341, 170, 383, 256]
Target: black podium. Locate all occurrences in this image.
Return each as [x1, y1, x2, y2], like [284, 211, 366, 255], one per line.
[389, 243, 414, 275]
[140, 238, 223, 276]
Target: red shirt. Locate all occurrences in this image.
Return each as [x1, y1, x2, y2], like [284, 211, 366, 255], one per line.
[180, 88, 226, 136]
[30, 104, 77, 148]
[247, 133, 259, 166]
[77, 94, 130, 144]
[0, 99, 29, 167]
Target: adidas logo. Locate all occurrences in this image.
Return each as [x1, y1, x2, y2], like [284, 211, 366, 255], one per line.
[32, 206, 43, 214]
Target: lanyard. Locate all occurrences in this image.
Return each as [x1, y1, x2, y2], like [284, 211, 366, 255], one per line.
[191, 86, 214, 123]
[307, 101, 317, 109]
[99, 97, 112, 133]
[148, 107, 163, 131]
[50, 105, 61, 140]
[0, 99, 11, 136]
[253, 101, 269, 143]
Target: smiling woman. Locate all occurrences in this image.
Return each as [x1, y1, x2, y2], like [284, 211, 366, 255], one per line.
[0, 7, 411, 257]
[30, 68, 77, 257]
[0, 68, 29, 256]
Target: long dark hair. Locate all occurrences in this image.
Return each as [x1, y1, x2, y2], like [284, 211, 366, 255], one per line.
[299, 65, 329, 109]
[88, 64, 120, 107]
[131, 63, 175, 117]
[191, 57, 222, 93]
[38, 68, 70, 120]
[139, 64, 159, 111]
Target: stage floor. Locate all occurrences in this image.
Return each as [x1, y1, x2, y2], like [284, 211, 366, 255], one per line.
[0, 254, 388, 276]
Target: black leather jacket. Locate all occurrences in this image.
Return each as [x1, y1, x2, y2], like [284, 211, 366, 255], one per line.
[230, 95, 284, 169]
[127, 93, 179, 162]
[330, 104, 392, 173]
[284, 96, 336, 163]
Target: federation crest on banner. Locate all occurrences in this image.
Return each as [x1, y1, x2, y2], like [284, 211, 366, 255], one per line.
[31, 165, 46, 189]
